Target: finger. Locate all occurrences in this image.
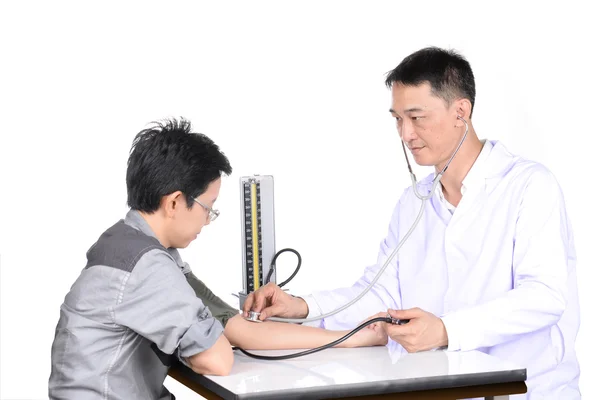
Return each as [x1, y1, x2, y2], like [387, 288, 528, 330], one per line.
[382, 323, 391, 335]
[364, 312, 387, 324]
[387, 307, 422, 320]
[361, 315, 374, 325]
[242, 292, 255, 316]
[384, 324, 411, 338]
[258, 304, 281, 320]
[252, 289, 271, 313]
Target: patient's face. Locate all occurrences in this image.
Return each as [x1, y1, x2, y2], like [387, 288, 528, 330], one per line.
[170, 178, 221, 248]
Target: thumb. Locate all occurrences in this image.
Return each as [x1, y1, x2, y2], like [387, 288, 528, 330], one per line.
[258, 304, 282, 321]
[388, 308, 422, 320]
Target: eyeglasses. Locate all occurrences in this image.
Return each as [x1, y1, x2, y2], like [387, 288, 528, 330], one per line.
[193, 199, 220, 222]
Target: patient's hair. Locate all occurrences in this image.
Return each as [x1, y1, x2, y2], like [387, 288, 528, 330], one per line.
[126, 117, 232, 212]
[385, 47, 476, 117]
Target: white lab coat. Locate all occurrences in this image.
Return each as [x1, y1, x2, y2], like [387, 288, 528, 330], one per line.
[303, 140, 580, 399]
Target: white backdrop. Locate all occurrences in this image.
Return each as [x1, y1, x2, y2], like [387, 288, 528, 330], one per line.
[1, 1, 598, 399]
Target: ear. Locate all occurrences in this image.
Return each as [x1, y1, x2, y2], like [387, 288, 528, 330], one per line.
[161, 191, 184, 218]
[454, 98, 472, 123]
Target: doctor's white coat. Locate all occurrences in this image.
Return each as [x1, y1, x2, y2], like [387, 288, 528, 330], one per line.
[303, 140, 580, 399]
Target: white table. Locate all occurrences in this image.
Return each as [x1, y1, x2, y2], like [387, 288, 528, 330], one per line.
[168, 346, 527, 399]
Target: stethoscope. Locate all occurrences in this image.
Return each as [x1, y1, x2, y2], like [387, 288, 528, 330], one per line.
[236, 116, 470, 360]
[263, 115, 470, 325]
[401, 115, 469, 201]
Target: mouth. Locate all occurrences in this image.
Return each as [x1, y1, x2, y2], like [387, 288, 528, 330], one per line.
[409, 147, 424, 154]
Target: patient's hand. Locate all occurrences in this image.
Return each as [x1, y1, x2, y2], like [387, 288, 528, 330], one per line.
[341, 320, 388, 348]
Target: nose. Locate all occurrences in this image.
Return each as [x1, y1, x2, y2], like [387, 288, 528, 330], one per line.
[398, 119, 417, 143]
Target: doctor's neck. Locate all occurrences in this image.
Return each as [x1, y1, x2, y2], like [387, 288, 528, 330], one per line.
[436, 128, 483, 197]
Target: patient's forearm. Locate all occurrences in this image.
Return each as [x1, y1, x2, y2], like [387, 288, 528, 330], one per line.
[224, 314, 359, 350]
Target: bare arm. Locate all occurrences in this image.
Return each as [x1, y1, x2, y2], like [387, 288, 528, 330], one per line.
[224, 314, 387, 350]
[187, 334, 234, 376]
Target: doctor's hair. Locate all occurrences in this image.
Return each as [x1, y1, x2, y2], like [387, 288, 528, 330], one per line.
[126, 117, 232, 213]
[385, 47, 476, 117]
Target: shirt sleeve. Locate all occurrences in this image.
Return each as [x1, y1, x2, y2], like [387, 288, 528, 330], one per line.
[185, 271, 239, 328]
[299, 193, 409, 330]
[441, 168, 570, 351]
[113, 249, 224, 363]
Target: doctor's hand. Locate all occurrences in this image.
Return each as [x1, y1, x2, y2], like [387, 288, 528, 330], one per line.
[383, 308, 448, 353]
[242, 282, 308, 321]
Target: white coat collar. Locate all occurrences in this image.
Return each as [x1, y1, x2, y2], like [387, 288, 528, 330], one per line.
[433, 139, 493, 208]
[415, 139, 517, 195]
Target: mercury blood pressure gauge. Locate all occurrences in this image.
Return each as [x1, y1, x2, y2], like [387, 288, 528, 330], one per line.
[237, 175, 277, 309]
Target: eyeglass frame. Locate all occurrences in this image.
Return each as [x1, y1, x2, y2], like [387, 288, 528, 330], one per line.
[193, 199, 220, 222]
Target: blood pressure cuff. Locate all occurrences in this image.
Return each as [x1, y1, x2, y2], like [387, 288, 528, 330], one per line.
[185, 272, 239, 328]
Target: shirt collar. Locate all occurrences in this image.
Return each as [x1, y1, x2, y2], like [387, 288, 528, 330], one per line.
[123, 209, 190, 272]
[462, 139, 493, 193]
[124, 209, 159, 240]
[435, 139, 493, 206]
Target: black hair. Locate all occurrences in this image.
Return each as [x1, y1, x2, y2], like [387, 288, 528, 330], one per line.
[126, 117, 232, 212]
[385, 47, 476, 117]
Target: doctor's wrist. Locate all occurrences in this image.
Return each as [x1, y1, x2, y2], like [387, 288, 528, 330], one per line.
[290, 295, 309, 318]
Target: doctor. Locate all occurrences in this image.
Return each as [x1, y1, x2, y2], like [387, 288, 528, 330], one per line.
[244, 47, 581, 399]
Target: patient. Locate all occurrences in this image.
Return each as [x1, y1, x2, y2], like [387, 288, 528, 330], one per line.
[48, 118, 386, 400]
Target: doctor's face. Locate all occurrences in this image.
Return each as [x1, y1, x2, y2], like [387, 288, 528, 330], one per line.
[389, 82, 463, 169]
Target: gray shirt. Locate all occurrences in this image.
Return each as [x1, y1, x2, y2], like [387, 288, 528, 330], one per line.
[49, 210, 225, 400]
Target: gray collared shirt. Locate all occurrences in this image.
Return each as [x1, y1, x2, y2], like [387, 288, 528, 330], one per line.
[48, 210, 224, 400]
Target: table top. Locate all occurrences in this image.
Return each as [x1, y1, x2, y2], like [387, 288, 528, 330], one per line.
[176, 346, 527, 400]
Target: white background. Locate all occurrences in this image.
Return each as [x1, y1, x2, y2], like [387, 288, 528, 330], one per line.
[1, 1, 598, 399]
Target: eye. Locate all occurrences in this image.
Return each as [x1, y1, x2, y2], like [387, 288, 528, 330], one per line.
[411, 116, 424, 121]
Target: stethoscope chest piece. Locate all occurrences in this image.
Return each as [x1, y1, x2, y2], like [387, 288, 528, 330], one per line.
[245, 311, 262, 323]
